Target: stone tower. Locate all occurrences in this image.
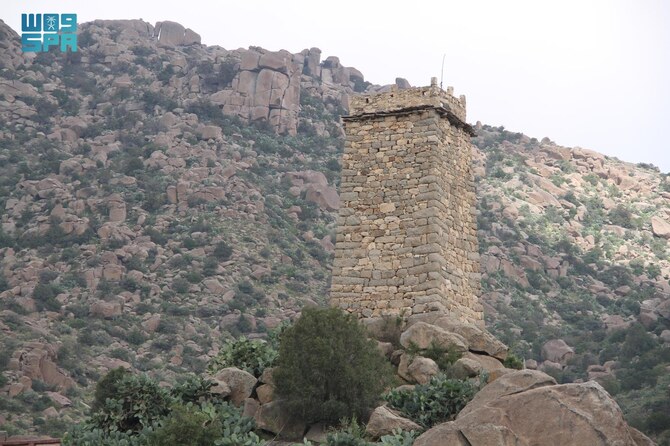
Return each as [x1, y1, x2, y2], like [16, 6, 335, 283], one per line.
[330, 78, 483, 326]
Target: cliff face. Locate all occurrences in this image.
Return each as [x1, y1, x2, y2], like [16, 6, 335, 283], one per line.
[70, 19, 364, 136]
[0, 18, 668, 443]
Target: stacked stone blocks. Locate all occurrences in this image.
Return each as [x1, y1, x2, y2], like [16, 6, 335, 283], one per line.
[330, 80, 483, 326]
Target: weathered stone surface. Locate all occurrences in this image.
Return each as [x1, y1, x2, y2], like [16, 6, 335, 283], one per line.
[366, 405, 422, 439]
[407, 356, 439, 384]
[430, 315, 508, 360]
[256, 383, 274, 404]
[541, 339, 575, 365]
[142, 314, 161, 333]
[90, 299, 123, 318]
[255, 399, 306, 439]
[459, 370, 557, 418]
[45, 391, 72, 407]
[209, 379, 231, 397]
[651, 216, 670, 239]
[415, 370, 650, 446]
[450, 357, 482, 379]
[400, 322, 468, 353]
[14, 343, 75, 390]
[414, 422, 519, 446]
[304, 183, 340, 211]
[155, 21, 201, 46]
[197, 124, 222, 140]
[242, 397, 260, 419]
[330, 84, 482, 325]
[213, 48, 303, 134]
[259, 367, 275, 386]
[211, 367, 256, 406]
[203, 278, 226, 294]
[462, 352, 505, 376]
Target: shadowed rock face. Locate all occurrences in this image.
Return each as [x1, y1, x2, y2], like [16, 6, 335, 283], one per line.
[211, 49, 303, 135]
[414, 370, 655, 446]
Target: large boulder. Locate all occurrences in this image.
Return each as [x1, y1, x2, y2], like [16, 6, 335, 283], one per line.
[255, 399, 306, 440]
[15, 343, 75, 390]
[155, 21, 201, 46]
[210, 367, 256, 406]
[414, 370, 654, 446]
[400, 322, 468, 353]
[89, 299, 123, 318]
[450, 357, 482, 380]
[407, 356, 439, 385]
[458, 369, 556, 418]
[651, 216, 670, 239]
[304, 184, 340, 211]
[541, 339, 575, 365]
[431, 316, 508, 360]
[461, 352, 505, 377]
[366, 406, 422, 439]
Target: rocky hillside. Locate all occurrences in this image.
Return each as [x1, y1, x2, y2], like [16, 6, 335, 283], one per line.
[0, 18, 669, 444]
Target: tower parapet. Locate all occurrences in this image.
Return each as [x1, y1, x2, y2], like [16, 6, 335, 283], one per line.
[330, 79, 483, 326]
[348, 77, 469, 126]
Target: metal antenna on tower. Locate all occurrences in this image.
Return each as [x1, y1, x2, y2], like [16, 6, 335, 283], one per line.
[440, 54, 445, 89]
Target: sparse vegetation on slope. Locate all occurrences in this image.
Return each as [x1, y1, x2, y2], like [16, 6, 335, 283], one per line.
[0, 17, 668, 444]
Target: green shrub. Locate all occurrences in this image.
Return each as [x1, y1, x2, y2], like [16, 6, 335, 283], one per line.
[92, 367, 129, 412]
[146, 401, 262, 446]
[0, 274, 9, 293]
[503, 353, 524, 370]
[213, 241, 233, 260]
[32, 283, 63, 311]
[171, 375, 217, 404]
[144, 228, 167, 246]
[207, 337, 277, 377]
[91, 372, 173, 433]
[405, 341, 462, 372]
[384, 374, 479, 428]
[380, 429, 419, 446]
[62, 425, 146, 445]
[608, 204, 637, 229]
[323, 418, 369, 446]
[325, 431, 369, 446]
[273, 307, 393, 425]
[172, 277, 190, 294]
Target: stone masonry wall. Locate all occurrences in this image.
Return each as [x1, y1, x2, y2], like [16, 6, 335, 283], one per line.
[330, 81, 484, 326]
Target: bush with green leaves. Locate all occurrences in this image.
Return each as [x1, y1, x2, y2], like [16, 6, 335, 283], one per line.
[503, 353, 524, 370]
[91, 372, 172, 434]
[379, 429, 419, 446]
[273, 307, 393, 425]
[146, 402, 263, 446]
[324, 431, 369, 446]
[404, 341, 462, 372]
[321, 417, 369, 446]
[171, 374, 218, 404]
[384, 374, 479, 428]
[208, 337, 277, 378]
[64, 369, 263, 446]
[92, 367, 129, 412]
[62, 425, 148, 445]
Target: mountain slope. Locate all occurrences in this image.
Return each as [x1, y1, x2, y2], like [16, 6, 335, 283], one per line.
[0, 18, 668, 443]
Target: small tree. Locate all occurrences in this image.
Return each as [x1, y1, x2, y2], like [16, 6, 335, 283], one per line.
[92, 367, 128, 412]
[273, 307, 392, 425]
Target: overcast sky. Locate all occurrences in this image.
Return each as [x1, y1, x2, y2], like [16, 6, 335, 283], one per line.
[4, 1, 670, 172]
